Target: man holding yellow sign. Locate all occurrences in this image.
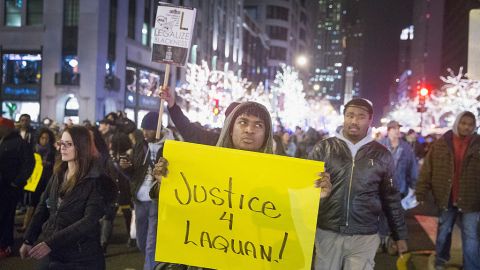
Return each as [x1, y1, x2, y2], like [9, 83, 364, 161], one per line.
[153, 102, 331, 270]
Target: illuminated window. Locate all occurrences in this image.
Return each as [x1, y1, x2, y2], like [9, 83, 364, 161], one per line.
[5, 0, 22, 26]
[2, 53, 42, 85]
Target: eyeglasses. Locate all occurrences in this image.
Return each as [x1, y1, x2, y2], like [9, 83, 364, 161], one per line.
[56, 140, 74, 149]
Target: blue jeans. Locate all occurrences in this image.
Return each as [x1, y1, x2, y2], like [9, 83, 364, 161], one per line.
[134, 200, 158, 270]
[435, 206, 480, 270]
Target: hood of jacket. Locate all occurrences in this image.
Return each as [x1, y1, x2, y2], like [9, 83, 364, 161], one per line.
[216, 101, 273, 154]
[452, 111, 477, 136]
[334, 126, 374, 157]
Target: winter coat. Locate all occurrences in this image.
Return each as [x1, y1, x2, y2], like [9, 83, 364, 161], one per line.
[168, 103, 219, 145]
[0, 130, 35, 190]
[24, 164, 110, 270]
[379, 138, 418, 196]
[127, 128, 174, 201]
[107, 158, 132, 206]
[416, 130, 480, 212]
[309, 135, 408, 241]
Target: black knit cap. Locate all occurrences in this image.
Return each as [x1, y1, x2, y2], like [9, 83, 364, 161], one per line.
[344, 98, 374, 117]
[141, 111, 159, 131]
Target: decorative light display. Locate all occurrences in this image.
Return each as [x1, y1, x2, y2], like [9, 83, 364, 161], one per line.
[174, 61, 342, 134]
[175, 60, 251, 127]
[270, 64, 309, 129]
[387, 67, 480, 132]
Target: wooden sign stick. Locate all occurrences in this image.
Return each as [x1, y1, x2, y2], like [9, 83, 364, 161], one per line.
[156, 63, 170, 140]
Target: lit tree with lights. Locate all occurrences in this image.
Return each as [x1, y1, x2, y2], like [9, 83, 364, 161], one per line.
[306, 98, 343, 135]
[175, 61, 251, 127]
[270, 64, 309, 129]
[239, 82, 274, 113]
[174, 61, 344, 133]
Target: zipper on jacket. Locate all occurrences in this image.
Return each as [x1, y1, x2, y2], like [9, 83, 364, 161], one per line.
[346, 158, 355, 227]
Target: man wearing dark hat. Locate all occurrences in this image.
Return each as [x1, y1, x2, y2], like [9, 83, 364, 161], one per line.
[309, 98, 408, 270]
[121, 111, 174, 270]
[405, 128, 426, 161]
[160, 86, 239, 145]
[0, 117, 34, 258]
[380, 120, 417, 197]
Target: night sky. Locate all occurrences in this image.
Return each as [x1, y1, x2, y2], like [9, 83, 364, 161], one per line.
[358, 0, 414, 124]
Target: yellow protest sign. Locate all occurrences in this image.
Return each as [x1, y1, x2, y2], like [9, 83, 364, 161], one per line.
[24, 153, 43, 192]
[156, 140, 324, 270]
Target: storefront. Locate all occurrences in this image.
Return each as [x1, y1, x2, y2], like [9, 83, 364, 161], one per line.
[1, 51, 42, 122]
[125, 62, 168, 127]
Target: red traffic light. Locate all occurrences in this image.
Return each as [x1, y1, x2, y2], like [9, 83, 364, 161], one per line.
[213, 99, 220, 116]
[419, 87, 429, 97]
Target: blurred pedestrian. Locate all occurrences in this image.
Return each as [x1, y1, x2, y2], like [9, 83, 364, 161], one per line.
[416, 111, 480, 270]
[120, 111, 174, 270]
[18, 127, 56, 233]
[378, 120, 417, 254]
[0, 117, 35, 259]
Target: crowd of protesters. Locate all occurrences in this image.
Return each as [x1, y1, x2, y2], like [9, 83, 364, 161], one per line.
[0, 92, 479, 270]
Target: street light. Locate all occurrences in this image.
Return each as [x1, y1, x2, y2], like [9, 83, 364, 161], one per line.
[296, 55, 308, 67]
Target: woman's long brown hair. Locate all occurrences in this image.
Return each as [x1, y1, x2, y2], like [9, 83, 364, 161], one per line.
[54, 125, 95, 196]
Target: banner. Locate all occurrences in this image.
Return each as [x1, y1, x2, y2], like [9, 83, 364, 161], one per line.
[24, 153, 43, 192]
[152, 2, 196, 66]
[156, 141, 324, 270]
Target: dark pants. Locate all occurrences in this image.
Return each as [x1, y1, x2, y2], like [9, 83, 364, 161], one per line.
[100, 204, 132, 247]
[0, 187, 21, 248]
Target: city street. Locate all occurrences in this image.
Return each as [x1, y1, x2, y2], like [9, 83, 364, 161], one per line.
[1, 2, 478, 269]
[2, 196, 464, 270]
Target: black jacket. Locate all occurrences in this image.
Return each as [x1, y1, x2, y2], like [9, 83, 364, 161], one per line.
[0, 130, 35, 189]
[168, 103, 219, 145]
[24, 165, 108, 269]
[309, 137, 408, 240]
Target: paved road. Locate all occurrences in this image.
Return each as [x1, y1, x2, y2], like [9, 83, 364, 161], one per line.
[2, 196, 464, 270]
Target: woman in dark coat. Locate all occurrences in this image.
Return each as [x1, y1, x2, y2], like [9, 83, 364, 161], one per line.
[20, 125, 107, 269]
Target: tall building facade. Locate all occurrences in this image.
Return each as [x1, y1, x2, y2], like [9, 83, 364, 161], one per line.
[244, 0, 315, 84]
[389, 25, 414, 107]
[409, 0, 444, 91]
[311, 0, 348, 107]
[0, 0, 174, 123]
[0, 0, 269, 124]
[342, 0, 364, 103]
[242, 11, 270, 85]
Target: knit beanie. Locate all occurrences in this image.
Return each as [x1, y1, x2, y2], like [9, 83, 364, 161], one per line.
[141, 111, 159, 131]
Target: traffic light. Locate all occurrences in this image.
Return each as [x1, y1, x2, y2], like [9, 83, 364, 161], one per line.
[417, 86, 430, 112]
[213, 99, 220, 116]
[419, 87, 429, 105]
